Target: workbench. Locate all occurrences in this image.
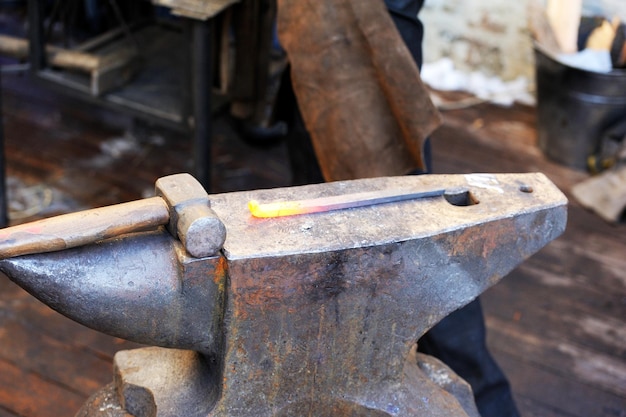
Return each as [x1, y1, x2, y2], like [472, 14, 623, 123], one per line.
[25, 0, 240, 190]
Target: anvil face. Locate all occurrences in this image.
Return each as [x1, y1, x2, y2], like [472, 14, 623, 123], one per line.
[0, 173, 567, 417]
[204, 173, 566, 417]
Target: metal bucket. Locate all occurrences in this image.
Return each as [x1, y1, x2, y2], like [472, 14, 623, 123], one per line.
[535, 45, 626, 170]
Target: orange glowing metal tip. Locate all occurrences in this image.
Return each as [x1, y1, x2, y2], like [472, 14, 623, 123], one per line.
[248, 188, 446, 218]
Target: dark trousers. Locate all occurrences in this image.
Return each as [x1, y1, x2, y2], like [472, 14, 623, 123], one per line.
[276, 2, 520, 416]
[418, 301, 520, 417]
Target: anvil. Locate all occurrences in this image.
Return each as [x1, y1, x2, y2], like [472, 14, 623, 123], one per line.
[0, 173, 567, 417]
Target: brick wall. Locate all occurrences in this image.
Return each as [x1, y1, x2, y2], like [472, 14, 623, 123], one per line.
[420, 0, 626, 81]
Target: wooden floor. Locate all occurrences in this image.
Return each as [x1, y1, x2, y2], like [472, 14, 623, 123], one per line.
[1, 63, 625, 416]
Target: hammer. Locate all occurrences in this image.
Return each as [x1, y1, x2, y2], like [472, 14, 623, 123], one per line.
[0, 173, 226, 259]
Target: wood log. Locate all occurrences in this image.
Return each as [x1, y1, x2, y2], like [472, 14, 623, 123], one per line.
[151, 0, 240, 20]
[586, 19, 618, 51]
[0, 33, 140, 95]
[0, 34, 101, 73]
[546, 0, 582, 53]
[572, 165, 626, 223]
[528, 0, 561, 55]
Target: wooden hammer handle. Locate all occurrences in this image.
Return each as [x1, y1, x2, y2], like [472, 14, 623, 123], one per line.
[0, 197, 169, 259]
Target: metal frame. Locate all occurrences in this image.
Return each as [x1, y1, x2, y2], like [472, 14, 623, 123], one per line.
[26, 0, 216, 190]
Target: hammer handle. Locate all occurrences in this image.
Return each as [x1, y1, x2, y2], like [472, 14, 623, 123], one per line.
[0, 197, 169, 259]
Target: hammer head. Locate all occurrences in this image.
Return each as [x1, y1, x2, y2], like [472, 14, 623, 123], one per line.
[155, 173, 226, 258]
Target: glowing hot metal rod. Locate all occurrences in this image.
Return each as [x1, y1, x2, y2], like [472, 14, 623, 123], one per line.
[248, 188, 449, 218]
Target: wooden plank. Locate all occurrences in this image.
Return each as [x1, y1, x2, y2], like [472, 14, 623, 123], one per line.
[1, 83, 132, 135]
[530, 239, 626, 296]
[433, 121, 567, 175]
[0, 34, 100, 72]
[432, 102, 590, 193]
[483, 264, 626, 359]
[486, 315, 626, 397]
[546, 0, 582, 53]
[515, 227, 626, 312]
[562, 203, 626, 248]
[514, 396, 578, 417]
[528, 0, 562, 55]
[0, 34, 139, 95]
[0, 358, 85, 417]
[490, 348, 626, 417]
[0, 320, 113, 397]
[1, 100, 163, 210]
[520, 258, 626, 319]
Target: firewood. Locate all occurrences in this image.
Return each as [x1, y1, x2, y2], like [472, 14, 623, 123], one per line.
[572, 165, 626, 223]
[546, 0, 582, 53]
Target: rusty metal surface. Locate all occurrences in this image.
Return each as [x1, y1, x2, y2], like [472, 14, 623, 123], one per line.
[204, 173, 566, 417]
[77, 346, 480, 417]
[0, 173, 567, 417]
[212, 173, 564, 259]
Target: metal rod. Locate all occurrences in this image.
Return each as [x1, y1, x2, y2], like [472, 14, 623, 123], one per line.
[107, 0, 141, 53]
[248, 188, 447, 218]
[27, 0, 46, 71]
[191, 19, 213, 191]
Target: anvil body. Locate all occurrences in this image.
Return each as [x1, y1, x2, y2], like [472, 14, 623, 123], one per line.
[0, 173, 567, 417]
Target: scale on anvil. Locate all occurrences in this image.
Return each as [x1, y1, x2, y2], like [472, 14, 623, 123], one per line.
[0, 173, 567, 417]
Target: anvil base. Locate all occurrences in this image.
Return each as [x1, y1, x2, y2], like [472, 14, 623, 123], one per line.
[76, 346, 480, 417]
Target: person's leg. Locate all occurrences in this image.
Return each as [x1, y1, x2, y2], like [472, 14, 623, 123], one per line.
[384, 0, 425, 67]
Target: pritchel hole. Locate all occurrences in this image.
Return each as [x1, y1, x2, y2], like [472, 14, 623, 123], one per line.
[519, 185, 534, 193]
[444, 189, 479, 206]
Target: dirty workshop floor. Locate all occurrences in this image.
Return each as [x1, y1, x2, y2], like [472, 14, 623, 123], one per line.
[0, 64, 625, 417]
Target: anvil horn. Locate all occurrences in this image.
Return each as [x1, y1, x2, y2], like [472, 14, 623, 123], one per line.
[0, 229, 225, 354]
